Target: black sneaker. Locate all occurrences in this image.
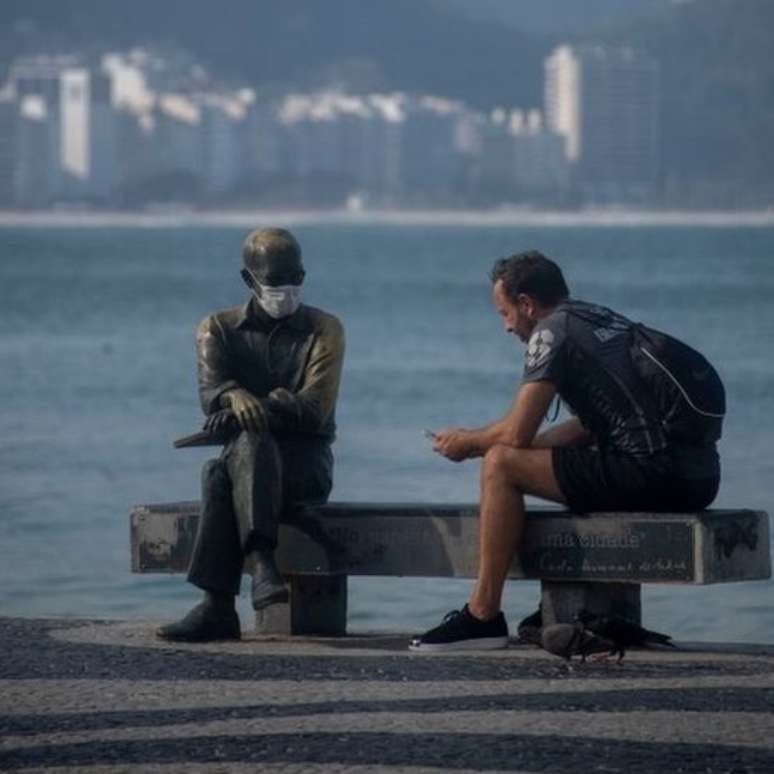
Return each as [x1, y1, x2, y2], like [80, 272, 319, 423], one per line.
[409, 605, 509, 652]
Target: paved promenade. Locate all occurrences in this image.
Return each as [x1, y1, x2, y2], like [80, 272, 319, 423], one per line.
[1, 617, 773, 773]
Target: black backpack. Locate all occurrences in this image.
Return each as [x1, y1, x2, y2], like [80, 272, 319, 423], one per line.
[629, 324, 725, 446]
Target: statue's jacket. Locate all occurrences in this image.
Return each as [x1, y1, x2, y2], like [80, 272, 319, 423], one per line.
[196, 297, 345, 442]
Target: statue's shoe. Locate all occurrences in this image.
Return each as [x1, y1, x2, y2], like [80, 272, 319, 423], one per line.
[251, 551, 289, 611]
[156, 602, 241, 642]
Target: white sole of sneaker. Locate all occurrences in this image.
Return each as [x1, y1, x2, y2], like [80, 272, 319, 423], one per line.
[408, 635, 509, 652]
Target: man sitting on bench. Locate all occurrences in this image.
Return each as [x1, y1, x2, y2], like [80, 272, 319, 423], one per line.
[158, 228, 345, 642]
[410, 251, 724, 652]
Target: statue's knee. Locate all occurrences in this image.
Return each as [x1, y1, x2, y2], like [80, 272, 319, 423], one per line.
[232, 429, 278, 455]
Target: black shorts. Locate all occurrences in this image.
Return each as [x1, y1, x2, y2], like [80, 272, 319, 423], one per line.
[552, 446, 719, 513]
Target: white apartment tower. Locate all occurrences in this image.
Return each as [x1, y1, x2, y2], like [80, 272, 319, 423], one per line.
[60, 69, 90, 182]
[545, 44, 660, 201]
[60, 68, 117, 199]
[8, 57, 117, 203]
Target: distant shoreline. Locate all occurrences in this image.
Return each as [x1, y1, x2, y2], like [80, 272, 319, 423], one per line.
[1, 207, 774, 228]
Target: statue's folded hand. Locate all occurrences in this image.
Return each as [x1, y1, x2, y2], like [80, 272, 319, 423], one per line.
[223, 388, 268, 433]
[203, 409, 235, 434]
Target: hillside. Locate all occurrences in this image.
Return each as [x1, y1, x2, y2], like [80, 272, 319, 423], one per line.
[443, 0, 672, 34]
[0, 0, 545, 109]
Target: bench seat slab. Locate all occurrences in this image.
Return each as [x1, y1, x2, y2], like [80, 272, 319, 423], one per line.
[131, 503, 770, 585]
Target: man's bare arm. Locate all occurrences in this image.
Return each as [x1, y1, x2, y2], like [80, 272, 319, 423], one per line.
[433, 381, 558, 461]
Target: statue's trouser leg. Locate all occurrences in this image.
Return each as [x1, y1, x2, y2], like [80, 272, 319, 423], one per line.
[186, 432, 334, 595]
[278, 435, 334, 507]
[225, 431, 284, 553]
[187, 458, 243, 595]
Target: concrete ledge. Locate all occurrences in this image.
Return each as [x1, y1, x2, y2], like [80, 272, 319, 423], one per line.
[131, 502, 770, 585]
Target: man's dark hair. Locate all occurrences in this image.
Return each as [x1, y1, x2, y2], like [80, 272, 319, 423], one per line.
[490, 250, 569, 306]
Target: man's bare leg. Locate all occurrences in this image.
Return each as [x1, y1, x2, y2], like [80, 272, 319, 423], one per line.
[468, 444, 565, 621]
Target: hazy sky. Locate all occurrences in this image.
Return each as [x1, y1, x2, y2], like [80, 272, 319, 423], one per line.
[444, 0, 673, 33]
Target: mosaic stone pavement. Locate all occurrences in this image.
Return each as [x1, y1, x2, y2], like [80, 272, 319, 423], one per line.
[1, 617, 774, 773]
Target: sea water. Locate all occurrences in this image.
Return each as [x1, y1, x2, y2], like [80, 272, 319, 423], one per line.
[1, 219, 772, 642]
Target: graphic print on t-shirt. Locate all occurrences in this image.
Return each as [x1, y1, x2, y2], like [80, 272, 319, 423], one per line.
[526, 328, 555, 369]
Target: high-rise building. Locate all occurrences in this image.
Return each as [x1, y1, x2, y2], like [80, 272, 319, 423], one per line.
[275, 91, 405, 204]
[8, 56, 73, 201]
[15, 95, 56, 207]
[396, 95, 473, 203]
[545, 44, 660, 202]
[243, 99, 286, 192]
[59, 67, 118, 200]
[0, 92, 17, 205]
[152, 94, 203, 189]
[199, 93, 249, 197]
[87, 72, 118, 200]
[475, 109, 568, 204]
[59, 69, 91, 189]
[364, 95, 403, 199]
[6, 56, 118, 203]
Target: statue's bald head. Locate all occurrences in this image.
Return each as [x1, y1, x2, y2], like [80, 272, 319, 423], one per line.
[242, 227, 305, 286]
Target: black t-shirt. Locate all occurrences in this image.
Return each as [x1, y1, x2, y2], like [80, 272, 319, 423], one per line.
[522, 299, 670, 456]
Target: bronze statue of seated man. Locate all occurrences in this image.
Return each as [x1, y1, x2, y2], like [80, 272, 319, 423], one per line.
[158, 227, 345, 642]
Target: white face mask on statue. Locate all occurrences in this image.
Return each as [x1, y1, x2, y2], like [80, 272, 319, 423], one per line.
[255, 283, 303, 319]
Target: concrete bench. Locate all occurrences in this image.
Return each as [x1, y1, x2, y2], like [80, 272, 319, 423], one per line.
[130, 502, 771, 636]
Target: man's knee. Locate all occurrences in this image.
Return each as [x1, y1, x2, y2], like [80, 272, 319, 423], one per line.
[481, 444, 540, 488]
[482, 443, 519, 480]
[482, 444, 562, 502]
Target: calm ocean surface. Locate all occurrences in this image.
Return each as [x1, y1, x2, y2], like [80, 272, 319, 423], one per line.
[1, 219, 773, 642]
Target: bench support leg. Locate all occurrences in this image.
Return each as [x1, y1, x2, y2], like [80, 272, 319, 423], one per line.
[540, 581, 641, 626]
[254, 574, 347, 636]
